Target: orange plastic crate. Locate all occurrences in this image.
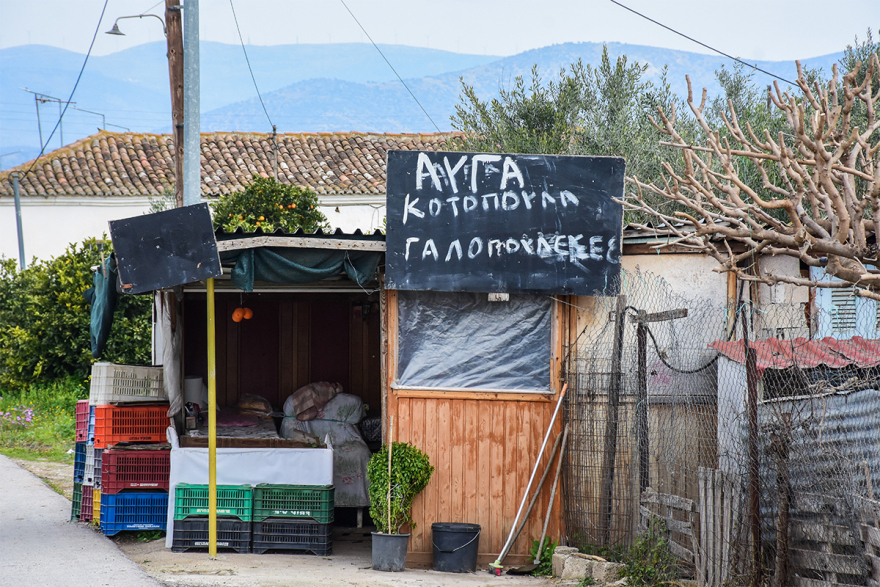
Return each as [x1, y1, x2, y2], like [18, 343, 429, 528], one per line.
[93, 404, 169, 448]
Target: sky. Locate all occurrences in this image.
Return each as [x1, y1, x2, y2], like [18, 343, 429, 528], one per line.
[0, 0, 876, 61]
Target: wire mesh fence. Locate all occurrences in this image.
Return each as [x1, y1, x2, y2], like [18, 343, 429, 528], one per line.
[562, 268, 880, 587]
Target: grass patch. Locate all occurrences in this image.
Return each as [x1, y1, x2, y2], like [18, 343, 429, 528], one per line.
[0, 377, 87, 462]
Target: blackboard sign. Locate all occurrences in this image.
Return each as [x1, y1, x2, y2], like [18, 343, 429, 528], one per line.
[385, 150, 624, 295]
[109, 203, 222, 295]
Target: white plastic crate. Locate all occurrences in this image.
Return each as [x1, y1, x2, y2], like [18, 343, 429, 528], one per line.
[84, 445, 97, 486]
[89, 363, 166, 406]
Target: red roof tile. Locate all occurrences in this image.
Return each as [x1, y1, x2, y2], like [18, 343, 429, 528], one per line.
[709, 336, 880, 376]
[0, 130, 454, 198]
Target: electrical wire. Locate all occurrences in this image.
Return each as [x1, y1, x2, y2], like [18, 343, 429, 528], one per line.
[228, 0, 274, 128]
[338, 0, 441, 133]
[607, 0, 797, 86]
[15, 0, 109, 183]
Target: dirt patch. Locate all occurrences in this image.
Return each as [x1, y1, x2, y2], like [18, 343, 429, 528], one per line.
[13, 458, 74, 500]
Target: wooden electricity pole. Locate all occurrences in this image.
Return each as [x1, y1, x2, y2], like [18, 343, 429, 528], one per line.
[165, 0, 184, 208]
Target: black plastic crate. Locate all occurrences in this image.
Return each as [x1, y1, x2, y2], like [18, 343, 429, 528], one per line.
[252, 519, 332, 556]
[171, 518, 251, 554]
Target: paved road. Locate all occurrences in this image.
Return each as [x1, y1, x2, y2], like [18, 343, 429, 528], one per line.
[0, 454, 165, 587]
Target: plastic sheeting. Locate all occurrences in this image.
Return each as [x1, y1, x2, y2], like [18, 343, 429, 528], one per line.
[83, 256, 118, 359]
[281, 393, 371, 507]
[220, 247, 381, 292]
[164, 426, 334, 548]
[397, 291, 552, 391]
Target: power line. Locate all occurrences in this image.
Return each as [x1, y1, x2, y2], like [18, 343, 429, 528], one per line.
[607, 0, 797, 86]
[339, 0, 441, 133]
[16, 0, 109, 182]
[228, 0, 273, 128]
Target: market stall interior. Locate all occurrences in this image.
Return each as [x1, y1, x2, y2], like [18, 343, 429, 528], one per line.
[161, 229, 386, 539]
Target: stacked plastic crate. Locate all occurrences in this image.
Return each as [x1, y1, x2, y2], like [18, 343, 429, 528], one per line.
[251, 484, 335, 555]
[87, 363, 170, 536]
[172, 484, 253, 553]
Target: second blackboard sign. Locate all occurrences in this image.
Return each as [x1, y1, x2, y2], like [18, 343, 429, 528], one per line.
[385, 150, 624, 295]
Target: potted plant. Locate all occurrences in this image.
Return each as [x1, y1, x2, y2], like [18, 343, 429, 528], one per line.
[367, 441, 434, 572]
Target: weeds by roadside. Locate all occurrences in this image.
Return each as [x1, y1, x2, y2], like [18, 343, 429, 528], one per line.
[0, 377, 87, 462]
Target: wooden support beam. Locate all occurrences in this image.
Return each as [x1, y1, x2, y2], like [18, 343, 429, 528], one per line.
[216, 236, 386, 252]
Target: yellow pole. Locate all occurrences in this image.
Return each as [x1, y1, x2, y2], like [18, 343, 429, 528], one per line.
[207, 277, 217, 558]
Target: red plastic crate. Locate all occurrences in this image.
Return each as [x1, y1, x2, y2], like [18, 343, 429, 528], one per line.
[80, 484, 94, 522]
[75, 400, 89, 442]
[93, 404, 169, 449]
[101, 449, 170, 494]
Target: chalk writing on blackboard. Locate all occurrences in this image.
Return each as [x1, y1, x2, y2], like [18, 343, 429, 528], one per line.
[386, 151, 624, 295]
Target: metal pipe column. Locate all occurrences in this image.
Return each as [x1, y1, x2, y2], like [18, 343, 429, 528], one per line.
[183, 0, 200, 206]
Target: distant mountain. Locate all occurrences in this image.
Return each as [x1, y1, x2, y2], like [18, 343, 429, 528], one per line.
[0, 42, 500, 168]
[0, 41, 846, 169]
[201, 42, 844, 135]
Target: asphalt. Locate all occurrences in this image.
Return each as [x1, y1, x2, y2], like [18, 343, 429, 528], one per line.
[0, 454, 165, 587]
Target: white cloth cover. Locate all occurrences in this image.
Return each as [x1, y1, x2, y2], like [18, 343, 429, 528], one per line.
[159, 291, 183, 418]
[280, 393, 371, 508]
[164, 426, 334, 548]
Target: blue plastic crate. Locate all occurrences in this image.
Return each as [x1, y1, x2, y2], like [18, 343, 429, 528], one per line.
[73, 442, 86, 484]
[100, 492, 168, 536]
[87, 406, 95, 445]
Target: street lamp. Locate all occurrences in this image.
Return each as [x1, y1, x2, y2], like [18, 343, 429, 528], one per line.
[105, 14, 167, 37]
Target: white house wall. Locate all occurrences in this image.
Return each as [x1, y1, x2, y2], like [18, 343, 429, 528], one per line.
[0, 195, 385, 264]
[622, 254, 729, 307]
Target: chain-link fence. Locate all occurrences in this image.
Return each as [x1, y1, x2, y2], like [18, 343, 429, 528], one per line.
[562, 268, 880, 587]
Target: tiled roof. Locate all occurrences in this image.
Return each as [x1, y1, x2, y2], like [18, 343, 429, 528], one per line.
[0, 130, 453, 198]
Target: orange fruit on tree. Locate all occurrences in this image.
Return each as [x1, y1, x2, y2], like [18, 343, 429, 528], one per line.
[242, 308, 253, 320]
[232, 308, 244, 322]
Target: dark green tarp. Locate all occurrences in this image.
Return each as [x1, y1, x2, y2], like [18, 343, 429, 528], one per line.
[220, 247, 381, 292]
[83, 256, 118, 359]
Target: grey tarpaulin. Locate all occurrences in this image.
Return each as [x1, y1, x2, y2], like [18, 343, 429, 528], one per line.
[397, 291, 552, 391]
[220, 248, 381, 292]
[83, 256, 118, 359]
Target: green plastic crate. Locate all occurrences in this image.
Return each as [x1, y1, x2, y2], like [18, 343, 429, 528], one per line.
[71, 482, 83, 521]
[174, 484, 253, 521]
[253, 485, 334, 523]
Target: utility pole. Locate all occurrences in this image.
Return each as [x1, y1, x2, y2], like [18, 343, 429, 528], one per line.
[11, 173, 26, 270]
[183, 0, 200, 206]
[166, 0, 184, 208]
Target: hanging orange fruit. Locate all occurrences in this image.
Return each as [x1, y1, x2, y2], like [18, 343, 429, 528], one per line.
[232, 308, 245, 322]
[242, 308, 253, 320]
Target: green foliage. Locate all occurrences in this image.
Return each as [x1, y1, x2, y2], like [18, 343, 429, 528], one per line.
[528, 537, 558, 576]
[622, 518, 679, 587]
[451, 46, 697, 223]
[0, 238, 151, 391]
[147, 188, 176, 213]
[211, 175, 328, 233]
[0, 378, 87, 461]
[579, 577, 597, 586]
[367, 442, 434, 534]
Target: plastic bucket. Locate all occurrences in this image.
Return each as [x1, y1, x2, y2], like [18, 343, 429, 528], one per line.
[371, 532, 409, 572]
[432, 523, 481, 573]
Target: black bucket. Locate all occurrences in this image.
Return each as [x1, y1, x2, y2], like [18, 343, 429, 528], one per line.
[371, 532, 410, 572]
[432, 523, 481, 573]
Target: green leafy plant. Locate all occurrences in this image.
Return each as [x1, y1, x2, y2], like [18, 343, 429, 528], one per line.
[211, 175, 328, 233]
[579, 577, 596, 586]
[529, 537, 558, 576]
[0, 238, 151, 391]
[622, 517, 679, 587]
[367, 442, 434, 534]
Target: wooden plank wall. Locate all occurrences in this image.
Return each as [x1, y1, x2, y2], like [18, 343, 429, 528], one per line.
[384, 290, 566, 566]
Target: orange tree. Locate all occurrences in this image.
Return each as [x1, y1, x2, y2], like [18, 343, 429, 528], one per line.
[211, 175, 328, 233]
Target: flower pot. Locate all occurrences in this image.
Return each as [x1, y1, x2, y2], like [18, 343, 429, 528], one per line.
[371, 532, 410, 572]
